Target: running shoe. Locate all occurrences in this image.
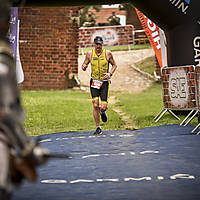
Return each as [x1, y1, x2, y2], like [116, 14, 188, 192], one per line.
[100, 111, 107, 122]
[94, 127, 102, 135]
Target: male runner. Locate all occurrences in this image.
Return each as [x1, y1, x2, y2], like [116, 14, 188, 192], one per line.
[82, 36, 117, 134]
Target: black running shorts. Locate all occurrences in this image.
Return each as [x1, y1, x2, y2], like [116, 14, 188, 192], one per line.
[90, 78, 110, 104]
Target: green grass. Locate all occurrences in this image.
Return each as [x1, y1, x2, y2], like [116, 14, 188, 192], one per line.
[135, 56, 155, 76]
[21, 84, 199, 136]
[79, 43, 151, 55]
[21, 90, 125, 136]
[20, 45, 199, 136]
[116, 83, 199, 129]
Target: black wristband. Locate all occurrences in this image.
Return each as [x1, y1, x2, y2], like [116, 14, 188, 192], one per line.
[109, 72, 113, 77]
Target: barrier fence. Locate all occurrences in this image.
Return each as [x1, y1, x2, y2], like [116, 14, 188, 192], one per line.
[154, 65, 200, 134]
[79, 25, 134, 49]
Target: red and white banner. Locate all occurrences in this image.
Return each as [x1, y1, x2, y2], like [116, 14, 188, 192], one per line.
[135, 8, 166, 68]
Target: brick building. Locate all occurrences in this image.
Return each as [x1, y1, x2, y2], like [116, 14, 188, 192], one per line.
[18, 7, 80, 90]
[88, 5, 142, 28]
[89, 7, 126, 26]
[18, 6, 149, 90]
[87, 5, 146, 41]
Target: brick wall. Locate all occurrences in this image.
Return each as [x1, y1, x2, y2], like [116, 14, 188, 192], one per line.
[196, 67, 200, 108]
[79, 25, 134, 48]
[18, 7, 79, 90]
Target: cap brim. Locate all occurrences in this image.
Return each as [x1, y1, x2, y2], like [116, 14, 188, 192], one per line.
[95, 41, 103, 44]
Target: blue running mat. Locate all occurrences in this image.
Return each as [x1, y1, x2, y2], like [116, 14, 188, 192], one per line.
[13, 124, 200, 200]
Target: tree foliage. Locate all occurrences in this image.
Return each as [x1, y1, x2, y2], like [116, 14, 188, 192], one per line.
[80, 5, 101, 27]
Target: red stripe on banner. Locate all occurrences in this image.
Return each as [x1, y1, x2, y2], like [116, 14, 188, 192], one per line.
[135, 8, 162, 67]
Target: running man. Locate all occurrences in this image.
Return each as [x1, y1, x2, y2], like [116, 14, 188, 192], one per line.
[82, 36, 117, 135]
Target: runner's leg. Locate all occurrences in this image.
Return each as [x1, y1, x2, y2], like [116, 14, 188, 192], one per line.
[100, 81, 109, 122]
[92, 99, 100, 127]
[90, 79, 101, 127]
[100, 103, 108, 113]
[100, 81, 109, 109]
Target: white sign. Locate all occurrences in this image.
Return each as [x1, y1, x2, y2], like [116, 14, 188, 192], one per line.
[169, 68, 189, 107]
[92, 29, 118, 46]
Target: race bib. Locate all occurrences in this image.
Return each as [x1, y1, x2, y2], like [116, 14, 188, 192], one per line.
[91, 79, 103, 89]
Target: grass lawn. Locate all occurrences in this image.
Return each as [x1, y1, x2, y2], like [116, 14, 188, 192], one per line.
[135, 56, 155, 76]
[21, 90, 125, 136]
[21, 46, 199, 136]
[115, 83, 198, 129]
[21, 84, 199, 136]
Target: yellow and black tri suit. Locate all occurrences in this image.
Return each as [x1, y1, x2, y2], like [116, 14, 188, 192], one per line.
[90, 48, 110, 104]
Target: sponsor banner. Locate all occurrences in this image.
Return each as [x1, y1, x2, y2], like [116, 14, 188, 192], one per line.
[169, 0, 190, 15]
[79, 25, 134, 48]
[8, 7, 24, 83]
[8, 7, 18, 60]
[159, 28, 168, 68]
[193, 36, 200, 67]
[91, 29, 118, 46]
[135, 8, 163, 67]
[184, 0, 190, 4]
[162, 66, 197, 110]
[16, 20, 24, 84]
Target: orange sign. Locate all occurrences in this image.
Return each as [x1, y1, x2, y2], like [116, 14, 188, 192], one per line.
[135, 8, 163, 67]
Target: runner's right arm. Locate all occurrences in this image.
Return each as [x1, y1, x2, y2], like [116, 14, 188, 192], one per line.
[82, 51, 91, 71]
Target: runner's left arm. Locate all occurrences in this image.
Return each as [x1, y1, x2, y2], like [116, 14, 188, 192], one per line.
[103, 52, 117, 80]
[109, 52, 117, 75]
